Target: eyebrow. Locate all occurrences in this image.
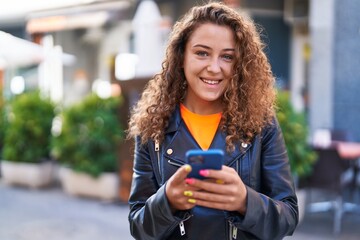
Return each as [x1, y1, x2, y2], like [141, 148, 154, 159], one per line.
[192, 44, 235, 52]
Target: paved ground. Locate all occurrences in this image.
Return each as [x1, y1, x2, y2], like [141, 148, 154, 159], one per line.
[288, 211, 360, 240]
[1, 181, 360, 240]
[0, 182, 132, 240]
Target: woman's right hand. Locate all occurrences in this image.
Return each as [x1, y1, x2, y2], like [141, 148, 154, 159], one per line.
[165, 164, 197, 211]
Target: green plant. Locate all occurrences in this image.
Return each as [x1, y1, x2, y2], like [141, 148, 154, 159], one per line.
[2, 91, 55, 163]
[0, 87, 4, 156]
[51, 94, 124, 177]
[276, 91, 317, 178]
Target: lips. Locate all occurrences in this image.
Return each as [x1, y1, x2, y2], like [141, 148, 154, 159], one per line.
[200, 78, 221, 85]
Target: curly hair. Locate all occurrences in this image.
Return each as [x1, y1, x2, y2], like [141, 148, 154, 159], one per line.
[128, 2, 276, 152]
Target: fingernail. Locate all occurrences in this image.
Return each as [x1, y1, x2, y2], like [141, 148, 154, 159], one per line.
[188, 199, 196, 204]
[216, 179, 224, 184]
[184, 164, 192, 172]
[199, 170, 209, 177]
[184, 191, 193, 197]
[185, 178, 195, 184]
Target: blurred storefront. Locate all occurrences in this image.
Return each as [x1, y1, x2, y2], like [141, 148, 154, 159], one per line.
[24, 0, 136, 106]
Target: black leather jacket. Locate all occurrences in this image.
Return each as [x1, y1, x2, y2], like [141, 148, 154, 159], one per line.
[128, 107, 298, 240]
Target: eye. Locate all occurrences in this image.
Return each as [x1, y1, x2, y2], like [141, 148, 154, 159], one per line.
[222, 54, 234, 61]
[195, 51, 209, 57]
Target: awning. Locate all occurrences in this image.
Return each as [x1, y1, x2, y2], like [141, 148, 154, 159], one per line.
[0, 31, 75, 69]
[0, 0, 134, 27]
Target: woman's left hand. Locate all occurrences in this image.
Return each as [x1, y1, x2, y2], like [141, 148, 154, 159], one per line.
[184, 165, 247, 214]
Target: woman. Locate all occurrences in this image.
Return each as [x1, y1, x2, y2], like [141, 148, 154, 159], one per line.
[128, 2, 298, 239]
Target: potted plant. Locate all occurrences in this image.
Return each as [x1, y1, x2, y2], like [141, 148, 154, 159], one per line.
[1, 91, 55, 188]
[51, 93, 124, 201]
[276, 90, 317, 222]
[276, 91, 317, 178]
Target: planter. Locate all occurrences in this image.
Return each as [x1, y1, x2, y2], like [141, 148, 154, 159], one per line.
[59, 167, 119, 201]
[0, 160, 55, 188]
[294, 175, 307, 223]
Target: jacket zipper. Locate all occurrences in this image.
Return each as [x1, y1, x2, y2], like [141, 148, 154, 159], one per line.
[179, 213, 192, 236]
[162, 212, 192, 238]
[231, 157, 239, 239]
[228, 220, 238, 239]
[155, 140, 161, 175]
[167, 159, 183, 168]
[236, 160, 239, 174]
[163, 154, 191, 237]
[179, 220, 185, 236]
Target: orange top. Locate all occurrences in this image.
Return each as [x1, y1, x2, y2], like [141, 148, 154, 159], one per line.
[180, 104, 222, 150]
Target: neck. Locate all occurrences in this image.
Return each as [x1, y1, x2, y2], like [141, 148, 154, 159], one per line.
[182, 99, 223, 115]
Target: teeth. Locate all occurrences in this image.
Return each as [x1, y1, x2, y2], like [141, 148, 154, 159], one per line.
[202, 79, 220, 85]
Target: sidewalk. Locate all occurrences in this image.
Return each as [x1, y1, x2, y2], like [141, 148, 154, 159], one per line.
[1, 181, 360, 240]
[0, 182, 132, 240]
[287, 210, 360, 240]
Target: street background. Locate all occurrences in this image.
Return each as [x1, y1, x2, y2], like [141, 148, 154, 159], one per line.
[2, 181, 360, 240]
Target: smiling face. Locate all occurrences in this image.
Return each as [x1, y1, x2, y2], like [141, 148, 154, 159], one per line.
[183, 23, 236, 114]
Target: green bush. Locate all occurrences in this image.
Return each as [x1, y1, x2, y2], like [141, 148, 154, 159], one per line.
[51, 94, 124, 177]
[2, 91, 55, 163]
[276, 91, 317, 177]
[0, 89, 4, 156]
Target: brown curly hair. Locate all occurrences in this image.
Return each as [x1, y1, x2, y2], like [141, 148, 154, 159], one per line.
[128, 2, 276, 152]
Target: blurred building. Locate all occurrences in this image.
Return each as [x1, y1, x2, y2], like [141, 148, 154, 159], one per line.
[308, 0, 360, 141]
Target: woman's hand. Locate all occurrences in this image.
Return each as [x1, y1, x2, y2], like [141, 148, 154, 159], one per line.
[183, 165, 248, 214]
[165, 164, 198, 211]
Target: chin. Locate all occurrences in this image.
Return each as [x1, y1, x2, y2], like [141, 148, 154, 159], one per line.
[202, 96, 222, 102]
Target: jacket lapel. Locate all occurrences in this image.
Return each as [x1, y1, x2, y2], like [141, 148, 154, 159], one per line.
[210, 130, 250, 165]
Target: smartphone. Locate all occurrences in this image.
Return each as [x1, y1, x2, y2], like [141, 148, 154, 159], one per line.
[185, 149, 224, 179]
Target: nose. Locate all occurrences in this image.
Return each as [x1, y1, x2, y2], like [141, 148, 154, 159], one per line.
[207, 58, 221, 73]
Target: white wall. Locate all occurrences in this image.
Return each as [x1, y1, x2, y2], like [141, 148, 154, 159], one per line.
[308, 0, 335, 132]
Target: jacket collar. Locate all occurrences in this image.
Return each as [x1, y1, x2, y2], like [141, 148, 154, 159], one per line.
[163, 105, 251, 165]
[165, 105, 182, 134]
